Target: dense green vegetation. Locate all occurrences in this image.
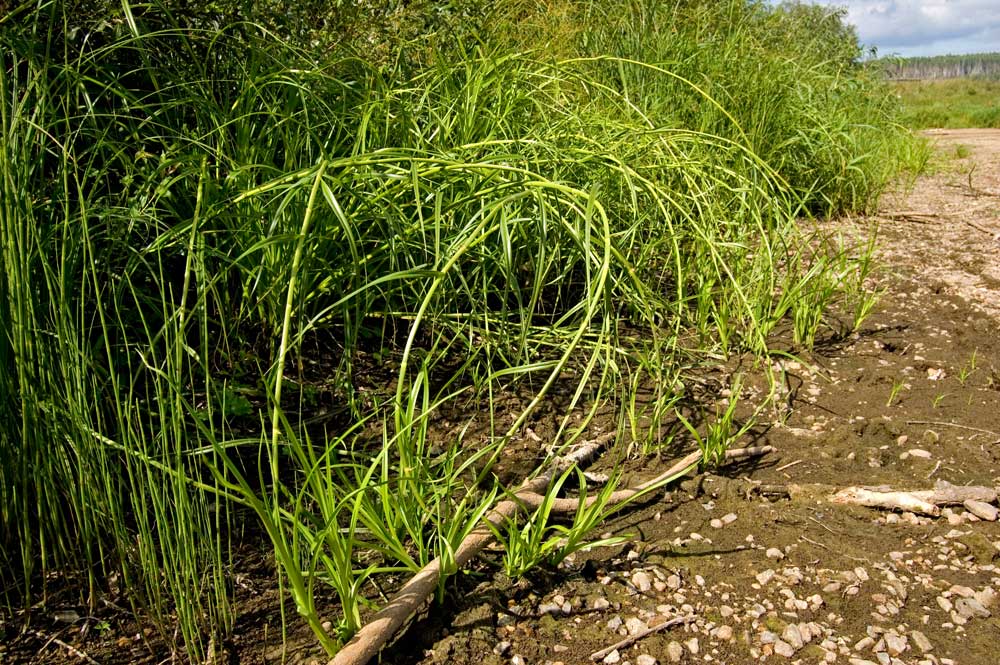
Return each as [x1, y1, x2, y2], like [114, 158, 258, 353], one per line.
[892, 78, 1000, 129]
[883, 52, 1000, 80]
[1, 0, 921, 660]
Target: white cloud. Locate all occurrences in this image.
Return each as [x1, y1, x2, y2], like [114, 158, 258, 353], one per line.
[798, 0, 1000, 56]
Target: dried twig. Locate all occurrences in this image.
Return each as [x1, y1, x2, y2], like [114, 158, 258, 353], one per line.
[589, 615, 695, 661]
[906, 420, 999, 437]
[776, 459, 803, 472]
[32, 630, 100, 665]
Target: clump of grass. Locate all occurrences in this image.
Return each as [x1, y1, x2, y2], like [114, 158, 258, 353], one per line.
[0, 1, 920, 660]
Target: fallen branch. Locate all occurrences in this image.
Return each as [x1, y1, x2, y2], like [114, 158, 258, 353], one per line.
[589, 614, 695, 661]
[512, 446, 773, 513]
[747, 479, 997, 517]
[830, 480, 997, 516]
[329, 444, 773, 665]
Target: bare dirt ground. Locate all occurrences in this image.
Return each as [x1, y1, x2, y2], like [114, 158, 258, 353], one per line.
[6, 131, 1000, 665]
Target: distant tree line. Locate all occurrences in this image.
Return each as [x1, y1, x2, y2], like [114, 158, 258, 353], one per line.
[881, 52, 1000, 80]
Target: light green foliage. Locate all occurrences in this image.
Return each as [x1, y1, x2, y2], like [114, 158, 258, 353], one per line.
[0, 0, 918, 660]
[886, 379, 905, 407]
[958, 350, 978, 385]
[491, 467, 629, 578]
[892, 79, 1000, 129]
[677, 375, 755, 467]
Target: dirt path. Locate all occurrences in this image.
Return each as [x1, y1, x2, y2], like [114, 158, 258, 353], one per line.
[380, 131, 1000, 665]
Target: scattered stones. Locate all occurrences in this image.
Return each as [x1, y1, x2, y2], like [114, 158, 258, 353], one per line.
[603, 649, 621, 664]
[975, 587, 996, 608]
[493, 641, 512, 656]
[683, 637, 699, 655]
[538, 602, 563, 616]
[636, 655, 657, 665]
[949, 585, 975, 598]
[593, 597, 611, 611]
[666, 641, 684, 663]
[766, 547, 785, 561]
[855, 636, 875, 651]
[907, 448, 932, 458]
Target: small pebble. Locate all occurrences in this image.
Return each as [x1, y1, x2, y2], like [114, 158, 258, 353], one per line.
[632, 571, 652, 593]
[884, 633, 907, 656]
[713, 625, 733, 640]
[964, 500, 998, 521]
[774, 640, 795, 658]
[756, 569, 775, 585]
[910, 630, 933, 653]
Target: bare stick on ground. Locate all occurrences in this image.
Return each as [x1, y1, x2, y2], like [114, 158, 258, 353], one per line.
[747, 479, 998, 517]
[830, 480, 997, 516]
[589, 614, 696, 661]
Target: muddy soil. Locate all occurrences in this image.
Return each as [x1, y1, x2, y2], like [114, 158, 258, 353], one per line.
[6, 130, 1000, 665]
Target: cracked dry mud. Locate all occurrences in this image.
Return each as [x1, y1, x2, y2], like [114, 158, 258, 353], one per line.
[376, 130, 1000, 665]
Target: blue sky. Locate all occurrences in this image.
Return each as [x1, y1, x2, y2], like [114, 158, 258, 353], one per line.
[793, 1, 1000, 57]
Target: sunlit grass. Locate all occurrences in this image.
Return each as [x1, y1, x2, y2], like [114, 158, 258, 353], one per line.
[0, 1, 921, 660]
[892, 78, 1000, 129]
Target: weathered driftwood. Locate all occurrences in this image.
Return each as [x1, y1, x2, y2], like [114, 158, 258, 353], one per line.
[328, 443, 773, 665]
[829, 480, 997, 516]
[748, 479, 998, 517]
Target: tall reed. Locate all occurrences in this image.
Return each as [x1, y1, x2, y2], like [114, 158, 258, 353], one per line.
[0, 1, 920, 660]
